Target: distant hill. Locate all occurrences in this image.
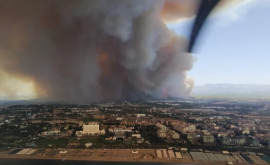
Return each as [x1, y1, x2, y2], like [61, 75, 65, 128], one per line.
[0, 99, 72, 107]
[1, 84, 270, 106]
[191, 84, 270, 100]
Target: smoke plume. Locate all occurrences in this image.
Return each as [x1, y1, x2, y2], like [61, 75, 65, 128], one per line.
[0, 0, 196, 102]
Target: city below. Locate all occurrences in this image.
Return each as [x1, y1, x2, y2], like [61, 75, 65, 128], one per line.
[0, 99, 269, 165]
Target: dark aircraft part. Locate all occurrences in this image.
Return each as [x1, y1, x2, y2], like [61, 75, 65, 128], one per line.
[188, 0, 221, 52]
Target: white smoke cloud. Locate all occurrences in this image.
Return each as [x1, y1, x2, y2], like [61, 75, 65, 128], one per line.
[0, 0, 194, 102]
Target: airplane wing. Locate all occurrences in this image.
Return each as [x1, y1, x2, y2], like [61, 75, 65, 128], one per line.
[188, 0, 221, 52]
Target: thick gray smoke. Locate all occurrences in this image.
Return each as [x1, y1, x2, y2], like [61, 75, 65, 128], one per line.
[0, 0, 194, 102]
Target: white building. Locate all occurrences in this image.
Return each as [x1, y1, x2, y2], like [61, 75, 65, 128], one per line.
[156, 123, 167, 132]
[132, 133, 142, 138]
[76, 122, 105, 136]
[136, 114, 146, 117]
[173, 124, 196, 134]
[83, 122, 100, 134]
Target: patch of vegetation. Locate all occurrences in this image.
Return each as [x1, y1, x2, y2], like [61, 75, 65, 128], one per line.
[140, 125, 165, 145]
[36, 138, 69, 148]
[82, 118, 102, 122]
[68, 136, 105, 148]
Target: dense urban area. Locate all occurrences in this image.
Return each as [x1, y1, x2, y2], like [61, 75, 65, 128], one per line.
[0, 100, 269, 164]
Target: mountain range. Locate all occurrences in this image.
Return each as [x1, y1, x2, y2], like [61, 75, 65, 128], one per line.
[191, 84, 270, 100]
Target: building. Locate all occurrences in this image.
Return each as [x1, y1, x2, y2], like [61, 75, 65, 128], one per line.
[83, 122, 100, 134]
[85, 143, 93, 148]
[115, 131, 125, 139]
[187, 132, 198, 144]
[156, 123, 167, 132]
[242, 127, 250, 135]
[202, 130, 215, 144]
[157, 131, 166, 138]
[222, 136, 246, 146]
[0, 115, 5, 122]
[203, 134, 215, 144]
[76, 122, 105, 136]
[233, 137, 246, 145]
[132, 133, 142, 138]
[136, 114, 146, 117]
[174, 124, 196, 134]
[156, 123, 180, 139]
[168, 130, 180, 139]
[156, 123, 167, 138]
[40, 130, 60, 136]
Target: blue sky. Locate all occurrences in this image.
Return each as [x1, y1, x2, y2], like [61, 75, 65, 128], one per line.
[167, 0, 270, 85]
